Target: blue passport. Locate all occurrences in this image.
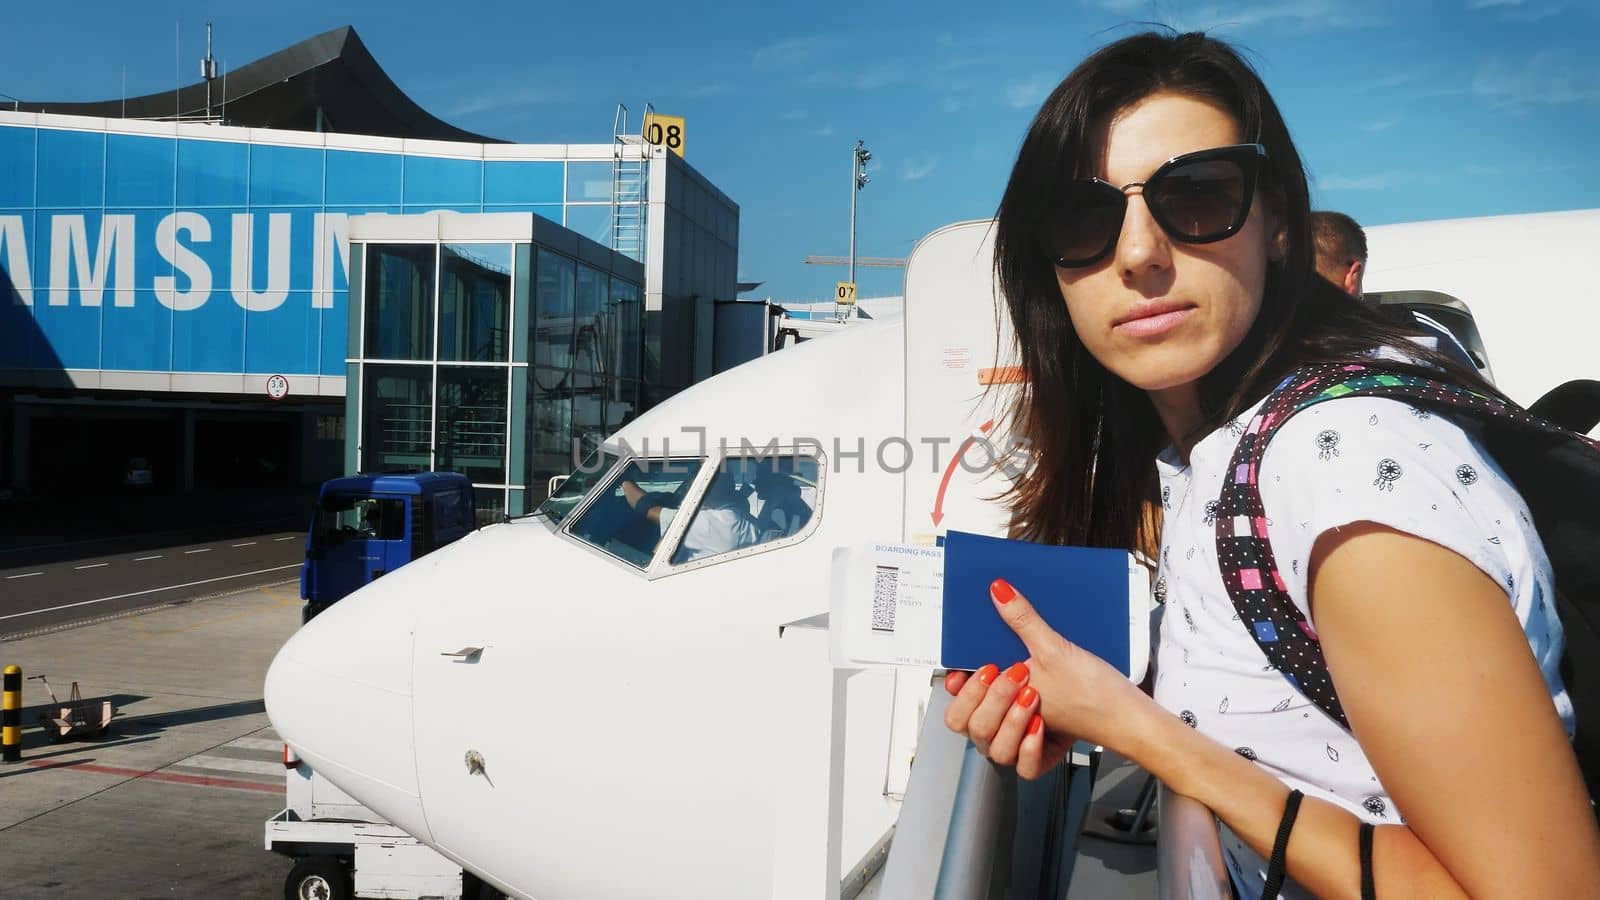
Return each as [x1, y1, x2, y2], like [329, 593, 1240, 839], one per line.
[939, 530, 1146, 678]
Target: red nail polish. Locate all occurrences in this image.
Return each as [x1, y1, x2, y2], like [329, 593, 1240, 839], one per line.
[944, 671, 962, 695]
[976, 664, 999, 686]
[1016, 686, 1038, 708]
[1027, 714, 1043, 736]
[991, 578, 1017, 604]
[1004, 662, 1029, 685]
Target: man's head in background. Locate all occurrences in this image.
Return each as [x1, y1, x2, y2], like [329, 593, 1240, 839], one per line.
[1311, 210, 1367, 299]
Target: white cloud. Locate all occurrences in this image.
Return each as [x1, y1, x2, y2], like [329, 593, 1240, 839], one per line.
[752, 35, 848, 71]
[781, 110, 809, 121]
[1468, 0, 1567, 20]
[1360, 119, 1394, 132]
[1317, 172, 1399, 191]
[448, 85, 572, 117]
[1502, 4, 1566, 21]
[902, 158, 938, 182]
[854, 62, 911, 90]
[687, 83, 730, 98]
[1085, 0, 1385, 33]
[1472, 53, 1600, 109]
[811, 123, 837, 137]
[1006, 77, 1052, 109]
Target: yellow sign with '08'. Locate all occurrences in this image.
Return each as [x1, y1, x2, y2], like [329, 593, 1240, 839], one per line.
[644, 113, 686, 158]
[835, 281, 858, 305]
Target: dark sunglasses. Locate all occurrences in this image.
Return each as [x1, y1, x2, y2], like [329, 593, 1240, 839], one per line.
[1041, 143, 1269, 268]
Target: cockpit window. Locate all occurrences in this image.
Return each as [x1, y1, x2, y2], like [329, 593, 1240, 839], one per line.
[536, 451, 620, 525]
[568, 457, 704, 568]
[670, 454, 819, 565]
[1370, 290, 1493, 381]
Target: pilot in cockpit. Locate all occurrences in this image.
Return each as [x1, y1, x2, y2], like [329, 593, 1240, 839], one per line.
[751, 466, 812, 539]
[620, 469, 760, 561]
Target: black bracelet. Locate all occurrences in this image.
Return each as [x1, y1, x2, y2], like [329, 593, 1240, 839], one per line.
[1360, 821, 1376, 900]
[1260, 789, 1304, 900]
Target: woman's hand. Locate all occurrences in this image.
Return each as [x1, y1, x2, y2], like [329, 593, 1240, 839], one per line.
[943, 578, 1156, 779]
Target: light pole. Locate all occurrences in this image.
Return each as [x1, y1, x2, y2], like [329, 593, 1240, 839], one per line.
[848, 140, 871, 288]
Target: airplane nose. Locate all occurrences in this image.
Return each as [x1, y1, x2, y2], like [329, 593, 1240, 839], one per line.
[264, 568, 430, 840]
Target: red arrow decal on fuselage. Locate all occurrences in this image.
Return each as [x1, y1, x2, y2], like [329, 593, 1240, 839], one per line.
[931, 419, 994, 527]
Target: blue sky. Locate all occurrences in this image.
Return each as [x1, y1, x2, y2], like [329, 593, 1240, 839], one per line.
[6, 1, 1598, 301]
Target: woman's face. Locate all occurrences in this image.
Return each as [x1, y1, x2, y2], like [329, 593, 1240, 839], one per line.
[1055, 92, 1277, 398]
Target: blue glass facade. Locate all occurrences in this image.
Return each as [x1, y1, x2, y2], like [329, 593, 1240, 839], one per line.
[0, 118, 632, 382]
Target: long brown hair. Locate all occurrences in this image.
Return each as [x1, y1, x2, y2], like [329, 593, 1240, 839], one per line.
[992, 31, 1492, 552]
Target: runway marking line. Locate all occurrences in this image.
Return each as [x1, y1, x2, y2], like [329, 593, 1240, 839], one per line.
[273, 536, 298, 542]
[184, 548, 212, 555]
[135, 555, 162, 561]
[5, 572, 43, 580]
[25, 758, 281, 795]
[0, 563, 303, 622]
[232, 542, 257, 547]
[74, 563, 109, 570]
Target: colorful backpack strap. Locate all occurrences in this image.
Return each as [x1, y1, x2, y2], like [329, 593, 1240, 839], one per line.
[1211, 362, 1596, 730]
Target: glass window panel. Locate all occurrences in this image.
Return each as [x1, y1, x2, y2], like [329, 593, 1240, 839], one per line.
[0, 127, 35, 207]
[37, 129, 103, 207]
[609, 277, 641, 381]
[473, 490, 506, 528]
[572, 264, 606, 395]
[608, 378, 641, 430]
[571, 375, 604, 462]
[563, 204, 611, 248]
[484, 161, 563, 205]
[512, 243, 532, 363]
[527, 365, 574, 503]
[536, 449, 618, 525]
[565, 161, 613, 202]
[672, 455, 819, 564]
[438, 243, 511, 362]
[436, 365, 509, 484]
[327, 150, 402, 205]
[570, 457, 704, 568]
[533, 248, 574, 370]
[249, 144, 324, 206]
[403, 156, 483, 207]
[361, 364, 433, 473]
[177, 138, 248, 206]
[364, 243, 436, 360]
[105, 135, 175, 207]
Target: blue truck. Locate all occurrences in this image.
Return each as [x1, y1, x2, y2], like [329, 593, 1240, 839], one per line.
[300, 472, 476, 622]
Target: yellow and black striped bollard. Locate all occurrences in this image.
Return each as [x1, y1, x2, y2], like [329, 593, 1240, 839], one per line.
[2, 665, 20, 762]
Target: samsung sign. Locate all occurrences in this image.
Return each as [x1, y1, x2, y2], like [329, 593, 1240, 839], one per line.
[0, 120, 577, 380]
[0, 211, 348, 312]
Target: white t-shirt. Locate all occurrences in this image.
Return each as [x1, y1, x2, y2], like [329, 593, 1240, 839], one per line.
[1151, 394, 1571, 899]
[658, 504, 760, 561]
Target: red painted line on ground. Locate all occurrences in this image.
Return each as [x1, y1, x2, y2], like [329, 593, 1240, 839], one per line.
[26, 758, 283, 794]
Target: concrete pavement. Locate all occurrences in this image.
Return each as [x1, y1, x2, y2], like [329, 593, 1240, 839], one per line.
[0, 581, 300, 898]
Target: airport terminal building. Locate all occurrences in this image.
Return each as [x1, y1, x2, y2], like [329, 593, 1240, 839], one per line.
[0, 26, 738, 517]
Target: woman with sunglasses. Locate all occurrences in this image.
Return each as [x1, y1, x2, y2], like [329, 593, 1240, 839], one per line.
[942, 31, 1600, 898]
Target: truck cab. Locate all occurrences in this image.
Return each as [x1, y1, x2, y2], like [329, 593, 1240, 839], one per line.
[301, 472, 476, 622]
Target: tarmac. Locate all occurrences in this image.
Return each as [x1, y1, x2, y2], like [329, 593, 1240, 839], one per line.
[0, 580, 301, 899]
[0, 577, 1154, 899]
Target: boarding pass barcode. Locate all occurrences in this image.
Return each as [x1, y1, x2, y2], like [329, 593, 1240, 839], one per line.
[871, 565, 899, 633]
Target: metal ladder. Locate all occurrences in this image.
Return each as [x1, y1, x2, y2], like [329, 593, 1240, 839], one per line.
[611, 104, 648, 261]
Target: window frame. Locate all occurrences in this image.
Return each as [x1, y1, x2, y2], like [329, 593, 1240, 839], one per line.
[659, 446, 827, 576]
[549, 444, 826, 578]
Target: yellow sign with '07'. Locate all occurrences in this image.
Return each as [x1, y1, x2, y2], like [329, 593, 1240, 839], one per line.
[835, 281, 858, 305]
[644, 113, 686, 158]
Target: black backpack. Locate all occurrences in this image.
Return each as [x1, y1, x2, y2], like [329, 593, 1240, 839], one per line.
[1211, 363, 1600, 799]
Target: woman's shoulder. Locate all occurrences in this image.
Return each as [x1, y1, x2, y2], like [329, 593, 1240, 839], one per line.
[1264, 394, 1484, 472]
